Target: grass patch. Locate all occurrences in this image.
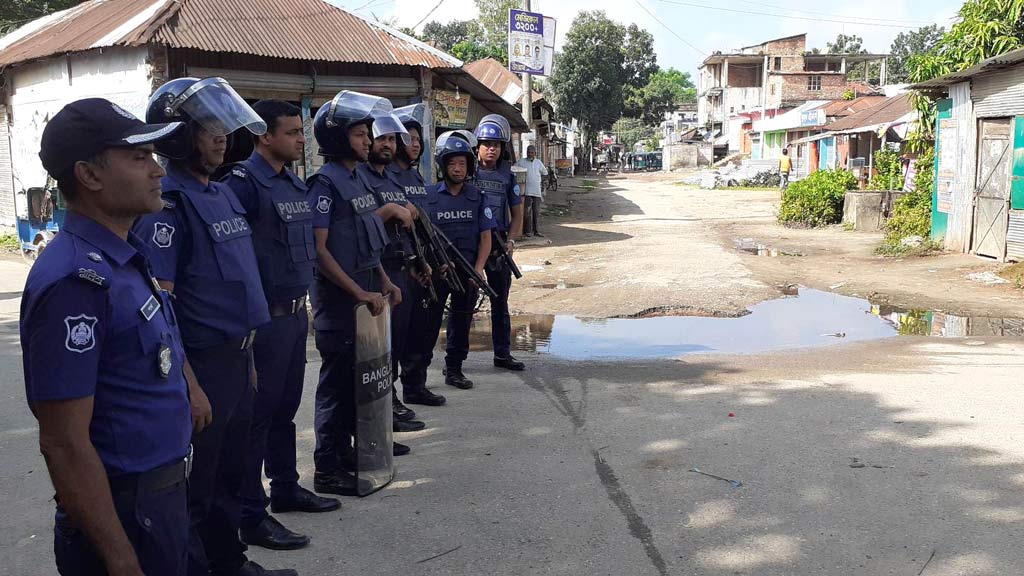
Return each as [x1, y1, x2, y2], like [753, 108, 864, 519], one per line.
[582, 179, 597, 191]
[874, 238, 944, 257]
[0, 232, 19, 251]
[998, 261, 1024, 288]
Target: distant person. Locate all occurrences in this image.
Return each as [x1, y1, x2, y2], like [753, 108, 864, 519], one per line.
[779, 148, 792, 189]
[515, 145, 548, 237]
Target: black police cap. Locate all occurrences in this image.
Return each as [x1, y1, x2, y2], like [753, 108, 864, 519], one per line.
[39, 98, 186, 178]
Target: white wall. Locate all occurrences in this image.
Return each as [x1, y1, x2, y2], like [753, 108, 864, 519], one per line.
[8, 46, 151, 192]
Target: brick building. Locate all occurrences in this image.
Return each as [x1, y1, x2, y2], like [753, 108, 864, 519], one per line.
[697, 33, 887, 157]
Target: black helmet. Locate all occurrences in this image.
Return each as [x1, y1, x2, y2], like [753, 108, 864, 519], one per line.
[147, 77, 266, 159]
[314, 90, 394, 158]
[435, 131, 477, 180]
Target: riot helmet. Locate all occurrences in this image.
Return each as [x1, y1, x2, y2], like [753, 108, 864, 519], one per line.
[371, 112, 411, 146]
[395, 103, 430, 163]
[435, 129, 478, 150]
[435, 131, 477, 181]
[314, 90, 394, 159]
[474, 114, 511, 143]
[147, 77, 266, 159]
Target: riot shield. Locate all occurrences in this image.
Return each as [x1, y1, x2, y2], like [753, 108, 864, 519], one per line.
[353, 302, 394, 495]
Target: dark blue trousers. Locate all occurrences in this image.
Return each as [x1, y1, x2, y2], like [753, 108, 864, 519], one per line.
[486, 261, 513, 358]
[54, 480, 188, 576]
[383, 261, 411, 382]
[185, 340, 253, 576]
[401, 278, 477, 391]
[313, 329, 356, 474]
[240, 309, 307, 526]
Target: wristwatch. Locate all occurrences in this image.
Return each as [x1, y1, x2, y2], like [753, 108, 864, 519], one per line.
[509, 239, 516, 247]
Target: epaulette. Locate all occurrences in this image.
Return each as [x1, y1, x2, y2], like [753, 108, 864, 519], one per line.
[161, 189, 181, 210]
[69, 241, 113, 290]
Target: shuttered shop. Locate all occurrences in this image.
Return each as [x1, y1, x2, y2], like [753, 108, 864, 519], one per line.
[973, 69, 1024, 118]
[0, 105, 13, 226]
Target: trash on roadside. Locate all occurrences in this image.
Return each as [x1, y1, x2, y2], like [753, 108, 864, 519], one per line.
[966, 271, 1008, 285]
[690, 467, 742, 488]
[822, 332, 847, 338]
[519, 265, 544, 273]
[830, 282, 847, 290]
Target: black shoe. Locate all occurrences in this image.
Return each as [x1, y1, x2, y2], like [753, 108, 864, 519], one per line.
[313, 470, 373, 497]
[493, 355, 525, 371]
[404, 388, 447, 406]
[394, 441, 411, 456]
[394, 419, 426, 433]
[235, 560, 298, 576]
[444, 366, 474, 389]
[239, 516, 309, 551]
[270, 485, 341, 514]
[393, 390, 417, 422]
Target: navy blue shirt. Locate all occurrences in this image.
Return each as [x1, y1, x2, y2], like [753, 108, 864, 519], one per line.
[387, 163, 428, 206]
[358, 163, 411, 262]
[21, 212, 191, 476]
[221, 153, 315, 303]
[133, 164, 270, 349]
[474, 163, 522, 232]
[425, 181, 496, 262]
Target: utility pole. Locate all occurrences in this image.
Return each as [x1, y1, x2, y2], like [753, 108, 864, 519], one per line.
[521, 0, 533, 154]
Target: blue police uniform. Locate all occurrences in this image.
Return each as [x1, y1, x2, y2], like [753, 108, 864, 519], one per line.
[221, 152, 314, 528]
[21, 212, 191, 576]
[474, 163, 521, 358]
[308, 161, 390, 474]
[403, 181, 495, 390]
[133, 163, 270, 576]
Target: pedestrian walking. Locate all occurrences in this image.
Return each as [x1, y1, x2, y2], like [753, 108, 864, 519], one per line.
[220, 100, 340, 553]
[779, 148, 793, 189]
[22, 98, 192, 576]
[515, 144, 548, 237]
[134, 78, 294, 576]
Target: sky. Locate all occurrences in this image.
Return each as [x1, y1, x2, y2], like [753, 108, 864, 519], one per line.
[331, 0, 966, 78]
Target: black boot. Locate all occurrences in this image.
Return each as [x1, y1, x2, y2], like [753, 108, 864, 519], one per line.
[393, 387, 417, 421]
[493, 355, 525, 371]
[404, 387, 447, 406]
[444, 365, 474, 390]
[394, 441, 411, 456]
[234, 560, 297, 576]
[394, 418, 426, 432]
[313, 470, 373, 497]
[239, 516, 309, 551]
[269, 485, 340, 513]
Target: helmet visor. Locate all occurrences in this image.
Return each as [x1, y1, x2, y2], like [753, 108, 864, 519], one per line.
[371, 113, 411, 146]
[479, 114, 512, 141]
[394, 103, 431, 131]
[326, 90, 393, 128]
[435, 129, 478, 150]
[178, 78, 266, 137]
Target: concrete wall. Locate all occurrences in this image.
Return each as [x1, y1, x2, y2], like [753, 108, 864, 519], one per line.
[780, 73, 847, 103]
[728, 64, 761, 88]
[7, 47, 152, 195]
[762, 36, 807, 56]
[666, 143, 712, 169]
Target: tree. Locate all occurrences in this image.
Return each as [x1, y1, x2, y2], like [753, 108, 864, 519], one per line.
[473, 0, 519, 47]
[420, 20, 482, 52]
[625, 68, 696, 125]
[888, 25, 945, 83]
[549, 11, 628, 141]
[451, 40, 507, 64]
[612, 117, 655, 152]
[826, 34, 866, 54]
[623, 24, 659, 89]
[2, 0, 82, 33]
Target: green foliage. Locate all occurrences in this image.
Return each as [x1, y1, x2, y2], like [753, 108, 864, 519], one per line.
[420, 20, 481, 51]
[778, 169, 858, 227]
[0, 232, 19, 251]
[827, 34, 866, 54]
[622, 24, 659, 90]
[643, 136, 660, 152]
[888, 25, 945, 84]
[878, 148, 936, 255]
[473, 0, 520, 46]
[624, 68, 696, 125]
[1, 0, 81, 33]
[612, 117, 654, 151]
[868, 149, 904, 190]
[842, 89, 856, 100]
[451, 41, 507, 65]
[549, 11, 629, 138]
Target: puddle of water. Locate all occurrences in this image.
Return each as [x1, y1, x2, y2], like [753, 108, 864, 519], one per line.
[734, 238, 803, 257]
[464, 288, 1024, 360]
[533, 281, 584, 290]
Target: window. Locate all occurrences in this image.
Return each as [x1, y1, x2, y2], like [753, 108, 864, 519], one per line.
[774, 57, 782, 70]
[808, 75, 822, 91]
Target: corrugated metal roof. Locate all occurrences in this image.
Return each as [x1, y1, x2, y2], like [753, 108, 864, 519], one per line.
[464, 58, 546, 107]
[0, 0, 461, 69]
[814, 96, 888, 118]
[824, 94, 915, 131]
[910, 47, 1024, 89]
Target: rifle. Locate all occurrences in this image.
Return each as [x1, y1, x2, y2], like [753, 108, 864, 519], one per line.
[406, 222, 439, 307]
[413, 216, 465, 294]
[431, 226, 499, 299]
[491, 230, 522, 279]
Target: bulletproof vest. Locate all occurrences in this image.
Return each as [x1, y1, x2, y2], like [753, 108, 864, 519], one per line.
[173, 183, 270, 345]
[474, 165, 511, 231]
[358, 164, 407, 262]
[389, 164, 428, 207]
[427, 183, 482, 262]
[238, 159, 315, 302]
[313, 162, 389, 275]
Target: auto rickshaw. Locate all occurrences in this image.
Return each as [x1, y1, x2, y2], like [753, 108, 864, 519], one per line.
[16, 182, 65, 262]
[647, 152, 663, 171]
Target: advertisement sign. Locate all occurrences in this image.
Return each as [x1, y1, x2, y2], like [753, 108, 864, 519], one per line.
[799, 109, 826, 127]
[509, 9, 545, 75]
[433, 89, 470, 129]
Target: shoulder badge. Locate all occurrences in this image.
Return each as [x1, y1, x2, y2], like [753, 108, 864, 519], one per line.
[231, 167, 248, 179]
[317, 195, 332, 214]
[153, 222, 175, 248]
[87, 252, 103, 263]
[513, 183, 522, 197]
[64, 314, 98, 354]
[484, 207, 494, 220]
[163, 198, 176, 210]
[77, 268, 106, 287]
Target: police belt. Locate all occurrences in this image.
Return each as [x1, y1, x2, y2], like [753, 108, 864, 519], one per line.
[268, 296, 307, 318]
[108, 446, 192, 496]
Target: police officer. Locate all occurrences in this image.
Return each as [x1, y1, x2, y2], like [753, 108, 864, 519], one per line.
[473, 114, 525, 372]
[221, 100, 340, 552]
[411, 133, 494, 392]
[133, 78, 294, 576]
[391, 105, 447, 408]
[356, 112, 428, 436]
[309, 91, 414, 495]
[21, 98, 191, 575]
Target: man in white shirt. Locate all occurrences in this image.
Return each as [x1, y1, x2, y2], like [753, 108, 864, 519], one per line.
[515, 145, 549, 237]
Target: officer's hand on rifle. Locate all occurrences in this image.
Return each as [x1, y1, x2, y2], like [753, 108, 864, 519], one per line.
[358, 290, 388, 316]
[506, 238, 516, 257]
[382, 280, 403, 307]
